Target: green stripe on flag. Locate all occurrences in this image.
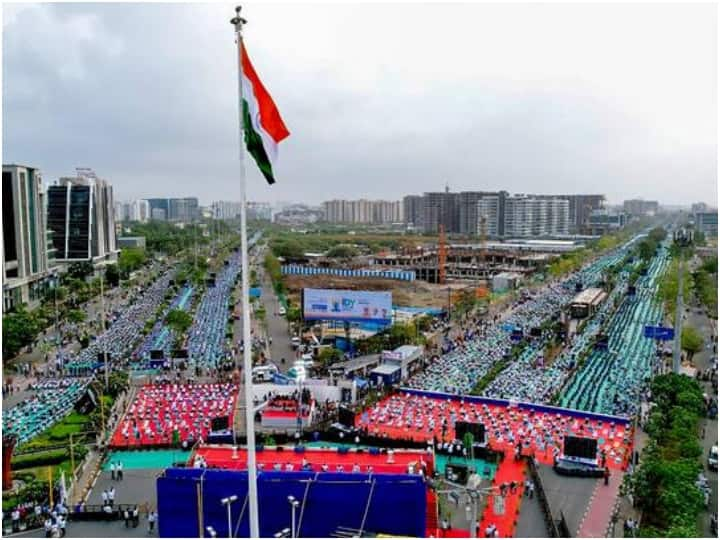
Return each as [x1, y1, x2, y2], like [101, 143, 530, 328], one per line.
[243, 99, 276, 185]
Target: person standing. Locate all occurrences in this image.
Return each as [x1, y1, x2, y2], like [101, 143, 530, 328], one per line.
[124, 509, 130, 528]
[148, 510, 157, 533]
[117, 462, 124, 481]
[108, 487, 115, 506]
[110, 462, 116, 481]
[58, 515, 67, 537]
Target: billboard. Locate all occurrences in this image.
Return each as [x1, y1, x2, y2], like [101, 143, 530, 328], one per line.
[302, 288, 392, 324]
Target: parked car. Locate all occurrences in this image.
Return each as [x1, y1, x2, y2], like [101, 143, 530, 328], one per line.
[708, 445, 718, 471]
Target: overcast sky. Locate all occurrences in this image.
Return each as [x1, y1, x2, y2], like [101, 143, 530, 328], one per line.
[2, 2, 717, 207]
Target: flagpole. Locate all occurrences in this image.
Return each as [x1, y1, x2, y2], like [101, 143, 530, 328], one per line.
[231, 6, 260, 538]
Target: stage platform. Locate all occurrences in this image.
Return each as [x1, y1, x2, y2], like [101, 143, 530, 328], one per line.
[192, 444, 435, 475]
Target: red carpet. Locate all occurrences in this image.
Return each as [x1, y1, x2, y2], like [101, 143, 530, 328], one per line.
[477, 449, 526, 538]
[110, 383, 237, 448]
[193, 445, 435, 475]
[357, 394, 632, 471]
[426, 489, 439, 537]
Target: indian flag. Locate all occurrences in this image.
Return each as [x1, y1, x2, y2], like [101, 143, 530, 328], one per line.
[241, 43, 290, 185]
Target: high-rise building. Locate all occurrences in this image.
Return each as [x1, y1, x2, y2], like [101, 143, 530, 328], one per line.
[403, 195, 424, 229]
[623, 199, 659, 217]
[147, 198, 169, 221]
[147, 197, 199, 222]
[502, 196, 569, 238]
[321, 199, 402, 224]
[134, 199, 150, 222]
[422, 190, 459, 234]
[47, 168, 118, 264]
[476, 194, 506, 237]
[694, 211, 718, 237]
[2, 164, 56, 310]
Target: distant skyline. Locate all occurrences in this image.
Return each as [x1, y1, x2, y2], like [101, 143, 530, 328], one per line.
[2, 2, 717, 207]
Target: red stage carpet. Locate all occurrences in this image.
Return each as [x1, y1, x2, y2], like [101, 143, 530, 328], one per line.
[357, 394, 632, 471]
[110, 383, 237, 448]
[478, 449, 526, 538]
[193, 445, 435, 475]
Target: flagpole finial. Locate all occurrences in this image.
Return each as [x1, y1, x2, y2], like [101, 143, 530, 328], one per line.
[231, 5, 247, 30]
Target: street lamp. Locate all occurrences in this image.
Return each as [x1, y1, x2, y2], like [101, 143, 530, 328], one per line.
[274, 528, 291, 538]
[221, 495, 239, 538]
[287, 495, 300, 538]
[206, 526, 218, 538]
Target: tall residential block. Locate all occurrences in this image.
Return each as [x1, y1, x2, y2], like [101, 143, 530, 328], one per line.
[322, 199, 402, 224]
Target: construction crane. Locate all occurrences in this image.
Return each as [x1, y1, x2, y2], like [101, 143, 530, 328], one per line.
[438, 224, 447, 285]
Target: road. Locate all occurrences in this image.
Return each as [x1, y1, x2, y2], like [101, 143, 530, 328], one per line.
[231, 246, 294, 374]
[685, 307, 717, 537]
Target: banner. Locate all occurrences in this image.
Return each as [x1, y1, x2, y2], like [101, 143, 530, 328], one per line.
[303, 289, 392, 324]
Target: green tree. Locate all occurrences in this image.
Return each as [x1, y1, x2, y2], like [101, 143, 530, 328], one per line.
[680, 326, 703, 359]
[105, 264, 120, 287]
[326, 244, 359, 259]
[318, 347, 343, 365]
[2, 306, 41, 358]
[118, 247, 146, 277]
[67, 309, 86, 324]
[166, 309, 193, 335]
[67, 261, 94, 280]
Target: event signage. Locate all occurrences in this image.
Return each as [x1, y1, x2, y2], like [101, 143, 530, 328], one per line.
[643, 326, 675, 341]
[303, 288, 392, 324]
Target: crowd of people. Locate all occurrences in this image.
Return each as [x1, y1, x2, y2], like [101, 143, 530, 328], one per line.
[187, 253, 242, 368]
[134, 286, 195, 361]
[403, 233, 665, 424]
[561, 246, 669, 416]
[356, 392, 632, 470]
[2, 378, 90, 444]
[63, 270, 175, 372]
[110, 382, 238, 447]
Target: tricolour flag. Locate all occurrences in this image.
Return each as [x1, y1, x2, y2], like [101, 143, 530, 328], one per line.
[241, 43, 290, 185]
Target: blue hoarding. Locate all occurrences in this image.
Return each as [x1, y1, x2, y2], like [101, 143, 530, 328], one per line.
[303, 288, 392, 324]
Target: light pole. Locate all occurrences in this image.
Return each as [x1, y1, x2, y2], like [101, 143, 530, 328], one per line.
[221, 495, 239, 538]
[287, 496, 299, 538]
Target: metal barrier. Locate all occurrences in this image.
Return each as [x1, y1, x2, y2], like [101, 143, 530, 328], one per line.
[526, 456, 561, 537]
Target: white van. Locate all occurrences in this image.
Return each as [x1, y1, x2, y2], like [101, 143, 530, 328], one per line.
[252, 364, 278, 383]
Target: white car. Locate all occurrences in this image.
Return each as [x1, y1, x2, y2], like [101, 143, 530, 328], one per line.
[709, 445, 718, 471]
[278, 306, 286, 316]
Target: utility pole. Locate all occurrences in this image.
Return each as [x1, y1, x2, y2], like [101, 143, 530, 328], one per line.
[673, 256, 683, 374]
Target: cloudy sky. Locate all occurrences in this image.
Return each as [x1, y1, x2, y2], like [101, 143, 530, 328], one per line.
[2, 2, 717, 206]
